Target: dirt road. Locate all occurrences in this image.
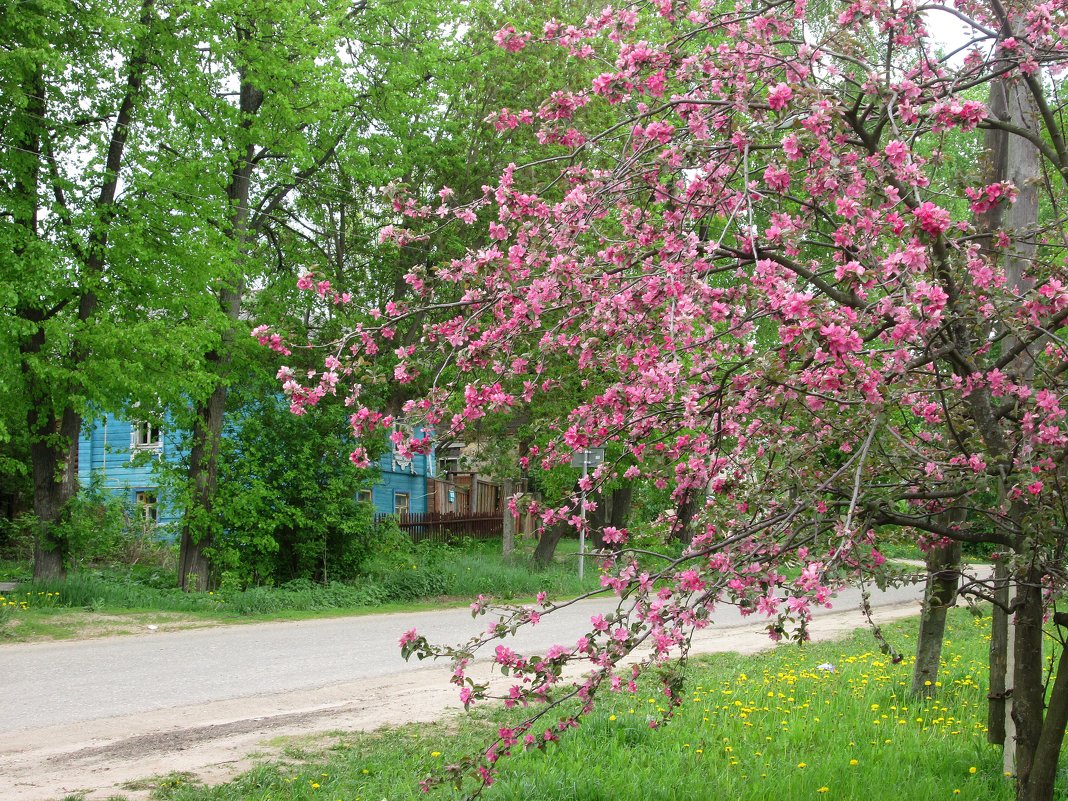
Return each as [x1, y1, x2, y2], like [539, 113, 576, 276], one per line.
[0, 581, 929, 801]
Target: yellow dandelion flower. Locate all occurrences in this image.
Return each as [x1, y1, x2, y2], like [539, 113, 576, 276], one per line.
[817, 787, 829, 794]
[969, 766, 977, 774]
[797, 762, 807, 769]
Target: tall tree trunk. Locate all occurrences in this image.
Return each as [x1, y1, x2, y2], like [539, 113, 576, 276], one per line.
[998, 63, 1041, 790]
[12, 65, 71, 580]
[968, 34, 1043, 781]
[910, 516, 962, 697]
[178, 74, 262, 591]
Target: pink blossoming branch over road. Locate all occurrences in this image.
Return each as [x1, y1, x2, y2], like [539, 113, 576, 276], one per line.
[256, 1, 1068, 799]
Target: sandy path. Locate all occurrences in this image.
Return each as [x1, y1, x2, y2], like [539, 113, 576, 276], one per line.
[1, 597, 925, 801]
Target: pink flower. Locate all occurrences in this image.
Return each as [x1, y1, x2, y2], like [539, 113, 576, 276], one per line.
[399, 628, 418, 647]
[884, 139, 908, 166]
[493, 25, 531, 52]
[763, 164, 791, 191]
[767, 82, 793, 111]
[912, 201, 951, 236]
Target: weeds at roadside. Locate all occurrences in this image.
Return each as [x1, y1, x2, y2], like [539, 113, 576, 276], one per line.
[144, 610, 1019, 801]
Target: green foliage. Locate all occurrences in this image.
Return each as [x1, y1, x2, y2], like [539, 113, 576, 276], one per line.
[183, 384, 379, 587]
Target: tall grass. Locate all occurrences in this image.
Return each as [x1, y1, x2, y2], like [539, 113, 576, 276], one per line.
[151, 610, 1024, 801]
[12, 536, 603, 620]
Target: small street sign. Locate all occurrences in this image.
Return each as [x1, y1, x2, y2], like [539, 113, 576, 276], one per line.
[570, 448, 605, 469]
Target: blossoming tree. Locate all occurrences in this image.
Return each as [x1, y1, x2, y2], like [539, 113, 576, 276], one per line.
[262, 1, 1068, 798]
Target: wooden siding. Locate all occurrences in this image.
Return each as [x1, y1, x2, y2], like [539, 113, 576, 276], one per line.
[77, 414, 182, 525]
[79, 414, 436, 525]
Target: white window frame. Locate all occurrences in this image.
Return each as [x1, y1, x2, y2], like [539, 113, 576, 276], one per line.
[394, 491, 410, 516]
[135, 490, 158, 523]
[131, 421, 162, 451]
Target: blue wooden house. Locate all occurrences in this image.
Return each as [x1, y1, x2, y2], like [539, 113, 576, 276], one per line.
[366, 430, 436, 517]
[77, 413, 435, 528]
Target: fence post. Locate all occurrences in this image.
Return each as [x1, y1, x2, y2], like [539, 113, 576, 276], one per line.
[469, 473, 480, 514]
[502, 478, 515, 558]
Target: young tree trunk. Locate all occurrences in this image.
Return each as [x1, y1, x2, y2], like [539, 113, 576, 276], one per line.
[910, 531, 962, 697]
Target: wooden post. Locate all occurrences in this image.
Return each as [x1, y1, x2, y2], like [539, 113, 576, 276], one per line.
[469, 472, 480, 515]
[502, 478, 515, 558]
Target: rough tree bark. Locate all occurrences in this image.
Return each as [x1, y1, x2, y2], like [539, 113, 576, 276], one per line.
[999, 68, 1041, 796]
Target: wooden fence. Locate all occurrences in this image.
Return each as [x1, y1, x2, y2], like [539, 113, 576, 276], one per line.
[376, 510, 503, 544]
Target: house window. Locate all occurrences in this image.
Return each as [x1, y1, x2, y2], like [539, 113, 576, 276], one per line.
[394, 492, 410, 516]
[357, 488, 373, 505]
[135, 491, 158, 523]
[132, 422, 161, 449]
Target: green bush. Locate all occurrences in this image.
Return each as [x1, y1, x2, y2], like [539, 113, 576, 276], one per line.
[161, 383, 381, 588]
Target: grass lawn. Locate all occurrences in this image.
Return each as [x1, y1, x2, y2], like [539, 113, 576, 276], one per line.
[133, 609, 1024, 801]
[0, 539, 605, 642]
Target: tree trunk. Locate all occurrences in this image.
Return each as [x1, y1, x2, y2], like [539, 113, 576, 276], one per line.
[970, 40, 1042, 781]
[17, 2, 156, 580]
[1023, 613, 1068, 801]
[609, 483, 633, 531]
[672, 489, 698, 547]
[910, 532, 962, 697]
[178, 383, 228, 592]
[178, 74, 261, 591]
[1012, 566, 1046, 800]
[532, 522, 567, 569]
[27, 405, 82, 580]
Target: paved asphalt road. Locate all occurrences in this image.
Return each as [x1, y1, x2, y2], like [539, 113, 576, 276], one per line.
[0, 577, 930, 733]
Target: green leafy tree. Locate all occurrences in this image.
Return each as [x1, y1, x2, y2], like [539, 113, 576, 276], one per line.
[0, 0, 220, 579]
